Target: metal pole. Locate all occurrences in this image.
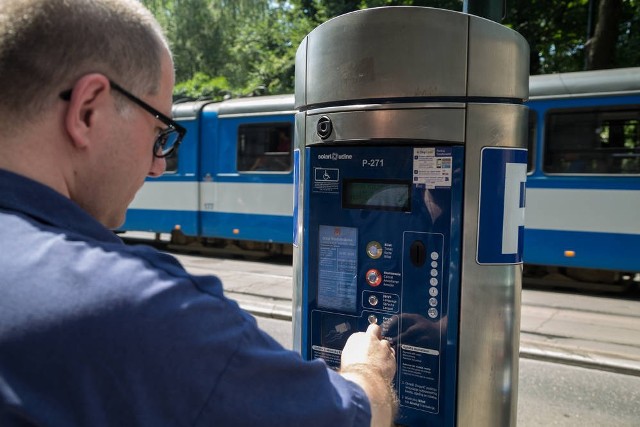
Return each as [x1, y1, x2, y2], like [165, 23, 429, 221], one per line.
[463, 0, 506, 22]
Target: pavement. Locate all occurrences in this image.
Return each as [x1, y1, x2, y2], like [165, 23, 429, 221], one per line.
[518, 289, 640, 377]
[166, 252, 640, 378]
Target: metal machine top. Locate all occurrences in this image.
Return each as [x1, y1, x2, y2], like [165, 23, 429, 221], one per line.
[295, 7, 529, 110]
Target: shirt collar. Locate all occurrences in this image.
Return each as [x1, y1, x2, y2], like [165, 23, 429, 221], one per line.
[0, 168, 122, 244]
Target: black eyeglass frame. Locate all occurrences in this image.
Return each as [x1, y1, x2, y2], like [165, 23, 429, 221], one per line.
[59, 79, 186, 158]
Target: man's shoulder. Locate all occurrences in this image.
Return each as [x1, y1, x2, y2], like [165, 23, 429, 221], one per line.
[0, 210, 231, 333]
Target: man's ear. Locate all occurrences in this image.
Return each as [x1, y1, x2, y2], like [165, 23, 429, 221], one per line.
[63, 74, 112, 149]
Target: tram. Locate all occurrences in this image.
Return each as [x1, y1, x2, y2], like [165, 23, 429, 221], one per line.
[121, 67, 640, 287]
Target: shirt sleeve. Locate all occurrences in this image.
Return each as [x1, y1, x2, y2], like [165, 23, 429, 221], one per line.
[193, 311, 371, 427]
[97, 246, 372, 427]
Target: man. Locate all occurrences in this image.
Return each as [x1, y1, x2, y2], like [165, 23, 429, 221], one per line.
[0, 1, 396, 426]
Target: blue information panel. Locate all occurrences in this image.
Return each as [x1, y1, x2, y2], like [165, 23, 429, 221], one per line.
[302, 144, 464, 427]
[477, 147, 527, 265]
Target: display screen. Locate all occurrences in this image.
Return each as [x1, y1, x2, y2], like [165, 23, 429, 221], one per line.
[343, 180, 411, 211]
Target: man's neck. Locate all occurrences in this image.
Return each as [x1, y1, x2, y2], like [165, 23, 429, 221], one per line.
[1, 130, 72, 199]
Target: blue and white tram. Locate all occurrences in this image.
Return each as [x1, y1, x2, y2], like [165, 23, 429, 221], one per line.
[122, 94, 296, 255]
[122, 68, 640, 284]
[524, 67, 640, 285]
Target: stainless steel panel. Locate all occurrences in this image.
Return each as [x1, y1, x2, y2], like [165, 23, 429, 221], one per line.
[294, 37, 308, 109]
[308, 102, 465, 115]
[467, 18, 529, 100]
[292, 111, 306, 353]
[296, 7, 530, 109]
[303, 7, 469, 106]
[457, 103, 528, 427]
[305, 107, 466, 145]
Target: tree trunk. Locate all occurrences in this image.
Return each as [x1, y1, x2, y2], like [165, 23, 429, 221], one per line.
[586, 0, 622, 70]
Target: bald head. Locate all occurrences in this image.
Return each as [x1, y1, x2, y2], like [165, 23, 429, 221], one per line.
[0, 0, 170, 134]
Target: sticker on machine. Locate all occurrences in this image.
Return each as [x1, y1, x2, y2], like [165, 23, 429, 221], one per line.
[313, 167, 340, 193]
[413, 147, 453, 189]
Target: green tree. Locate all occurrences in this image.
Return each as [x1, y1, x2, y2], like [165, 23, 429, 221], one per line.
[143, 0, 224, 82]
[505, 0, 640, 74]
[586, 0, 622, 69]
[173, 72, 231, 100]
[505, 1, 589, 74]
[223, 2, 317, 96]
[616, 0, 640, 68]
[143, 0, 640, 98]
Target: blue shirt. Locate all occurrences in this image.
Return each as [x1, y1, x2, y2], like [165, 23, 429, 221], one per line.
[0, 169, 370, 426]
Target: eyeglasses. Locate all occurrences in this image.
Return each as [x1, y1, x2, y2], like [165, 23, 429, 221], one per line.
[59, 79, 186, 158]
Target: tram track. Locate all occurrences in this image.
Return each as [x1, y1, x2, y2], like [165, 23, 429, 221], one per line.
[123, 237, 640, 375]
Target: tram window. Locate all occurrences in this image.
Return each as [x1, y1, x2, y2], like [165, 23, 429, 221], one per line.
[544, 107, 640, 174]
[527, 109, 537, 173]
[163, 150, 178, 174]
[237, 123, 292, 172]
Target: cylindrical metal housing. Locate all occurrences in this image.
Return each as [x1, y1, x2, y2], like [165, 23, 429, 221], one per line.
[293, 7, 529, 427]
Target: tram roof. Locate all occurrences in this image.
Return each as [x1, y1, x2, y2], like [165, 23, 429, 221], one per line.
[172, 94, 295, 119]
[172, 100, 212, 120]
[215, 94, 295, 117]
[530, 67, 640, 99]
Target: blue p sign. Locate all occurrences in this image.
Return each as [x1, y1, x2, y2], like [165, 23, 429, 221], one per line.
[477, 147, 527, 265]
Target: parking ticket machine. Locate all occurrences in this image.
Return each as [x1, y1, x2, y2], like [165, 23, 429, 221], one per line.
[292, 7, 529, 427]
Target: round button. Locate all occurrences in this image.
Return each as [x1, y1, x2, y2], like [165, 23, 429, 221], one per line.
[429, 287, 439, 297]
[366, 241, 383, 259]
[428, 308, 438, 318]
[366, 269, 382, 287]
[368, 314, 378, 324]
[430, 278, 438, 286]
[430, 252, 439, 260]
[429, 297, 438, 307]
[431, 261, 438, 268]
[430, 269, 438, 277]
[368, 295, 379, 306]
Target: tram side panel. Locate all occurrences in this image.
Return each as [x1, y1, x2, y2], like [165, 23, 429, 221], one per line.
[199, 110, 295, 244]
[524, 93, 640, 277]
[122, 103, 203, 236]
[121, 71, 640, 280]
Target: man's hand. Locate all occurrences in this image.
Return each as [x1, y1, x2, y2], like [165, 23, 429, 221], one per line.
[341, 323, 396, 382]
[339, 323, 397, 427]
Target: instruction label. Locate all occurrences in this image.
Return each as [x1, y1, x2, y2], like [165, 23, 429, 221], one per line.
[413, 147, 453, 189]
[312, 345, 342, 367]
[399, 344, 441, 413]
[317, 225, 358, 313]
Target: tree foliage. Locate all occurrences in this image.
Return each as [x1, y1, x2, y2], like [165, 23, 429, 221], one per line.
[142, 0, 640, 99]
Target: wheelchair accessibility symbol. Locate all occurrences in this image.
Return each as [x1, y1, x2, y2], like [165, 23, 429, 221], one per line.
[314, 168, 339, 182]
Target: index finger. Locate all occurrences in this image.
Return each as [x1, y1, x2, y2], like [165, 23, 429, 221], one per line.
[366, 322, 382, 339]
